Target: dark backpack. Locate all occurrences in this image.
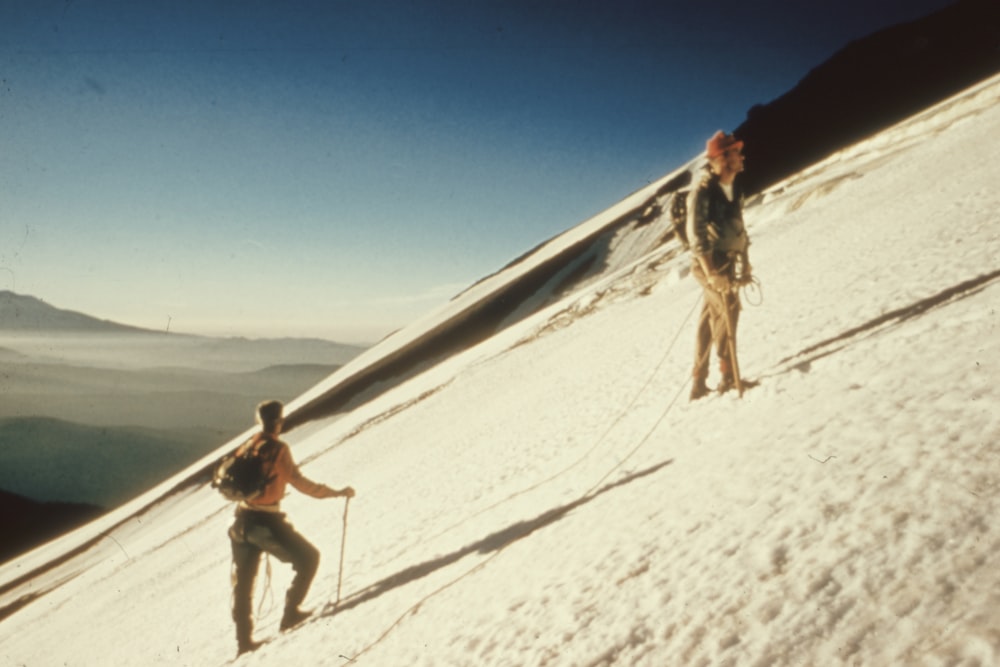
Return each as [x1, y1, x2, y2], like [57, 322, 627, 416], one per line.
[212, 437, 278, 502]
[668, 189, 691, 249]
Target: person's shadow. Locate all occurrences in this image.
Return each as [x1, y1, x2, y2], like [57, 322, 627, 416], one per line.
[319, 457, 674, 618]
[773, 267, 1000, 375]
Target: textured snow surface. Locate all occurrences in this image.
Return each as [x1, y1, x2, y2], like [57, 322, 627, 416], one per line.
[1, 74, 999, 666]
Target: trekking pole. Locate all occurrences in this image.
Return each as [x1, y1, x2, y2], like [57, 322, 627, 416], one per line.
[335, 496, 350, 609]
[721, 288, 744, 397]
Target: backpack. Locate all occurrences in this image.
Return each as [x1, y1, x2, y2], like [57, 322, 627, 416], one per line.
[668, 189, 691, 249]
[212, 437, 279, 502]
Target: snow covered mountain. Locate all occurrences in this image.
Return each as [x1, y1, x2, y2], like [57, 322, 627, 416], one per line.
[1, 71, 999, 666]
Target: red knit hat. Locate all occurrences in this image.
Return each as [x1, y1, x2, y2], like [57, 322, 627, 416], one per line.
[706, 130, 743, 159]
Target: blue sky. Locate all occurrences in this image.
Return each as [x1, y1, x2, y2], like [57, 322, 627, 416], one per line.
[0, 0, 953, 342]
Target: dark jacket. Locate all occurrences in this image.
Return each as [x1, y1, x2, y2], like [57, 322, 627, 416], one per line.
[686, 170, 749, 277]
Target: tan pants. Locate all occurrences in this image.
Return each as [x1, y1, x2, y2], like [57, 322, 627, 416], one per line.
[691, 265, 741, 384]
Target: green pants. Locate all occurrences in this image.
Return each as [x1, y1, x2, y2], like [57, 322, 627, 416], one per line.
[229, 509, 319, 641]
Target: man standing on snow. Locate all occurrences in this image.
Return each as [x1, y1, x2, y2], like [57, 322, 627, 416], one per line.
[688, 130, 754, 400]
[228, 399, 355, 655]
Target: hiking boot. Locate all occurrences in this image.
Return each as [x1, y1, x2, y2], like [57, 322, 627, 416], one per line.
[689, 379, 711, 401]
[280, 607, 313, 632]
[236, 637, 263, 656]
[718, 376, 758, 395]
[235, 615, 262, 656]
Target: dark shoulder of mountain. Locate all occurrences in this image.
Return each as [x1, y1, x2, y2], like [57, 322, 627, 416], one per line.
[0, 291, 153, 334]
[736, 0, 1000, 194]
[0, 488, 104, 564]
[0, 417, 215, 509]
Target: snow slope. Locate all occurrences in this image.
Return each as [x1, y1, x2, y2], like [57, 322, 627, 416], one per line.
[2, 72, 999, 666]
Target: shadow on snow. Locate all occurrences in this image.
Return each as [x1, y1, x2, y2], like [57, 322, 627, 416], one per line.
[774, 267, 1000, 374]
[320, 458, 675, 619]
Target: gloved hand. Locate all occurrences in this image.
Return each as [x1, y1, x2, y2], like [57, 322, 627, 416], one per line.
[325, 486, 355, 499]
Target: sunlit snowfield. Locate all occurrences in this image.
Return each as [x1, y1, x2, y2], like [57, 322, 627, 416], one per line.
[2, 73, 999, 666]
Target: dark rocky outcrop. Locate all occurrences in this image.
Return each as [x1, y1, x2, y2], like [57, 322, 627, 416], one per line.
[736, 0, 1000, 194]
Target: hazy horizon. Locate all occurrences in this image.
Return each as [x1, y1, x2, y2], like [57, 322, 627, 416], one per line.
[1, 1, 956, 341]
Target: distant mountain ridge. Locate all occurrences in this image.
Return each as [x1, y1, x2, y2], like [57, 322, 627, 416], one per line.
[0, 290, 367, 372]
[0, 416, 215, 508]
[0, 291, 151, 334]
[0, 489, 103, 564]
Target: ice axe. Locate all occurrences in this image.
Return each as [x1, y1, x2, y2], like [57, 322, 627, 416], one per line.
[720, 287, 743, 397]
[335, 496, 350, 609]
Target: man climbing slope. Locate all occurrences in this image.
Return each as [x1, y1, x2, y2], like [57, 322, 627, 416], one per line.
[688, 130, 755, 400]
[227, 399, 355, 655]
